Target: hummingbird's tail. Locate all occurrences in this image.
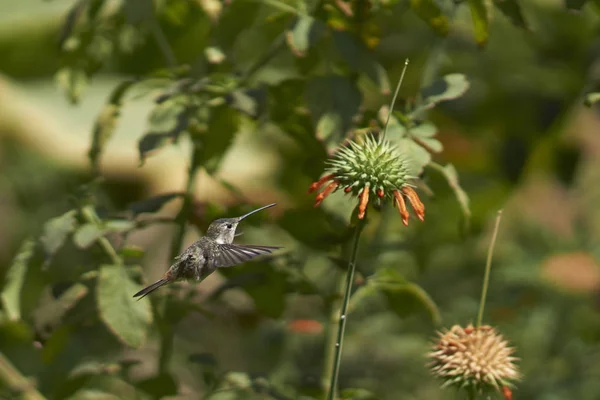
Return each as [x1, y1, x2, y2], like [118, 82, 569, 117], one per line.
[133, 278, 170, 300]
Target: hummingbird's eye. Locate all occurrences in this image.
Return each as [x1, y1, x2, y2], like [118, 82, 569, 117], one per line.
[226, 224, 233, 229]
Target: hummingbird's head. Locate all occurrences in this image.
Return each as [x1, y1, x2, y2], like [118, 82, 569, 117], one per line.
[205, 203, 276, 244]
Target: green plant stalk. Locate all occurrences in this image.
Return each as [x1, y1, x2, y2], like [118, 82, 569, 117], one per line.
[81, 207, 122, 265]
[325, 212, 365, 400]
[381, 59, 409, 141]
[0, 352, 47, 400]
[476, 210, 503, 328]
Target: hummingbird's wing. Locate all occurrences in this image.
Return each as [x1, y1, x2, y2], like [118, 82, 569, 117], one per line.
[212, 244, 282, 268]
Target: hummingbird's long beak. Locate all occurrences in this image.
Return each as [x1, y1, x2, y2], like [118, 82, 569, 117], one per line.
[237, 203, 276, 221]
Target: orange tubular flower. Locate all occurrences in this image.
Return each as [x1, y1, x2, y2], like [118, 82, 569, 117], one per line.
[308, 134, 425, 223]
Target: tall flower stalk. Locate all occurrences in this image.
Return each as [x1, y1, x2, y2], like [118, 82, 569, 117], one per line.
[310, 60, 426, 399]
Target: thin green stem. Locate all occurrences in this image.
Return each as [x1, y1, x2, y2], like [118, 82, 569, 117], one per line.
[476, 210, 503, 328]
[381, 58, 409, 141]
[148, 0, 178, 68]
[0, 352, 47, 400]
[326, 213, 366, 400]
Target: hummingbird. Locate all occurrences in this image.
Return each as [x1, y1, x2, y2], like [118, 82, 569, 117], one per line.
[133, 203, 281, 299]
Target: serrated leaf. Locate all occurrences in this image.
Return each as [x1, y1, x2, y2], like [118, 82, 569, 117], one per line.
[397, 138, 431, 174]
[40, 210, 77, 258]
[73, 223, 104, 249]
[409, 0, 450, 36]
[306, 75, 362, 149]
[493, 0, 528, 29]
[127, 193, 183, 216]
[584, 92, 600, 107]
[90, 80, 137, 172]
[371, 268, 441, 325]
[201, 104, 240, 174]
[467, 0, 490, 47]
[418, 74, 470, 111]
[98, 264, 152, 348]
[1, 239, 35, 320]
[286, 16, 324, 57]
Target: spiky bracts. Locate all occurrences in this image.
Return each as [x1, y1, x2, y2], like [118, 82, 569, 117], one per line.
[428, 324, 520, 396]
[308, 134, 425, 223]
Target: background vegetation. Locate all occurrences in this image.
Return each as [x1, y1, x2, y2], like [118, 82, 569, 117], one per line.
[2, 0, 600, 399]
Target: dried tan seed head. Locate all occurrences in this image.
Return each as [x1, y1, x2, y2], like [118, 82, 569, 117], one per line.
[428, 324, 520, 394]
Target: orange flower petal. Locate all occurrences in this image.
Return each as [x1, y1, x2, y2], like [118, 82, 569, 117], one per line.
[502, 386, 513, 400]
[393, 190, 409, 226]
[358, 186, 369, 219]
[308, 174, 335, 194]
[377, 188, 384, 198]
[402, 187, 425, 222]
[314, 181, 339, 207]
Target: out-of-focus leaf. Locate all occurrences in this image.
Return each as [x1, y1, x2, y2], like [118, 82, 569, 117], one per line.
[332, 31, 391, 94]
[432, 163, 472, 226]
[139, 103, 191, 164]
[565, 0, 588, 11]
[409, 0, 450, 36]
[493, 0, 528, 29]
[467, 0, 490, 47]
[417, 74, 470, 112]
[56, 67, 88, 104]
[409, 121, 443, 153]
[127, 193, 183, 216]
[371, 268, 441, 325]
[74, 223, 104, 249]
[348, 284, 378, 313]
[584, 92, 600, 107]
[123, 0, 154, 24]
[58, 0, 88, 47]
[278, 207, 348, 250]
[223, 371, 252, 389]
[40, 210, 77, 258]
[286, 16, 324, 57]
[1, 239, 35, 320]
[201, 104, 240, 174]
[90, 80, 137, 172]
[120, 246, 145, 260]
[226, 88, 266, 118]
[136, 373, 178, 398]
[98, 265, 152, 348]
[397, 138, 431, 174]
[341, 388, 380, 400]
[306, 75, 362, 148]
[217, 262, 287, 319]
[34, 283, 88, 336]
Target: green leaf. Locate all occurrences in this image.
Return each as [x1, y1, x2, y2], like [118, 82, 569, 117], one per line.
[566, 0, 588, 11]
[123, 0, 154, 24]
[34, 283, 89, 335]
[1, 239, 35, 320]
[467, 0, 490, 47]
[226, 88, 266, 118]
[418, 74, 470, 112]
[89, 80, 137, 172]
[305, 75, 362, 148]
[286, 16, 324, 57]
[98, 264, 152, 348]
[332, 31, 391, 94]
[493, 0, 528, 30]
[205, 46, 226, 64]
[73, 223, 104, 249]
[409, 0, 450, 36]
[397, 138, 431, 174]
[201, 104, 240, 174]
[127, 192, 183, 216]
[371, 268, 441, 325]
[189, 352, 218, 388]
[40, 210, 77, 258]
[55, 67, 88, 105]
[584, 92, 600, 107]
[278, 207, 348, 251]
[138, 103, 191, 164]
[58, 0, 88, 48]
[431, 163, 471, 227]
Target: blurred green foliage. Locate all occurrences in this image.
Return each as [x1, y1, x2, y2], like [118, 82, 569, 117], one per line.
[2, 0, 600, 399]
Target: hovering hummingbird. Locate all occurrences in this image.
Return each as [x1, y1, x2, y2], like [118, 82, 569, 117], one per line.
[133, 203, 281, 299]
